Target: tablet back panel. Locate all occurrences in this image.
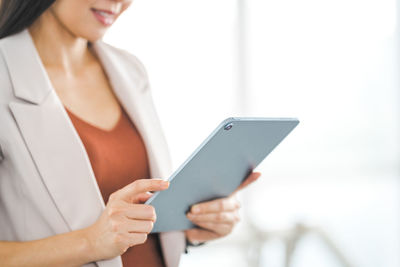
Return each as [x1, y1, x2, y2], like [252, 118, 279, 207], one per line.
[146, 117, 299, 233]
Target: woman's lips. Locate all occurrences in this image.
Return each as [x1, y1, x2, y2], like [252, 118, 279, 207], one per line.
[91, 8, 116, 26]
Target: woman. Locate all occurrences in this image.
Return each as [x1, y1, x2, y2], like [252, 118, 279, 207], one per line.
[0, 1, 261, 266]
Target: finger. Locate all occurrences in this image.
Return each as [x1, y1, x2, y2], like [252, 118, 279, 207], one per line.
[116, 179, 169, 203]
[186, 211, 240, 224]
[190, 196, 240, 214]
[191, 221, 233, 236]
[125, 232, 148, 246]
[232, 171, 261, 195]
[125, 204, 157, 221]
[185, 228, 220, 243]
[120, 218, 154, 234]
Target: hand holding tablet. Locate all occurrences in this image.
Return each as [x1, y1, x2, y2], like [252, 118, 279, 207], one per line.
[184, 171, 262, 244]
[145, 117, 299, 233]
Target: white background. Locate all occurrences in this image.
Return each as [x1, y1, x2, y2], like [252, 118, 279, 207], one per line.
[105, 0, 400, 266]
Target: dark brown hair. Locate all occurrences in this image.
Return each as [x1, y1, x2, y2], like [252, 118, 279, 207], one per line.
[0, 0, 56, 39]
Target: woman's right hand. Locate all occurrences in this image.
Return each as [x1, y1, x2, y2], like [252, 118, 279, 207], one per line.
[84, 179, 169, 261]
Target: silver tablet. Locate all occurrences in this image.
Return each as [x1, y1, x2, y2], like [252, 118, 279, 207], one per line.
[145, 117, 299, 233]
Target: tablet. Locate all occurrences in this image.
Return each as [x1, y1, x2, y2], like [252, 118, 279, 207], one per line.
[145, 117, 299, 233]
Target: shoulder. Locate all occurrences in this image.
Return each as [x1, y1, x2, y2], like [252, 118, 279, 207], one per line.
[0, 35, 11, 76]
[0, 37, 14, 102]
[0, 29, 35, 97]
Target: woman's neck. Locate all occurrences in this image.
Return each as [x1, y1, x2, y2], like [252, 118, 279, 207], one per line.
[28, 9, 95, 75]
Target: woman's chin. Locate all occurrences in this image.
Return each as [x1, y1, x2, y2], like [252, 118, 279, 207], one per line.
[78, 27, 109, 42]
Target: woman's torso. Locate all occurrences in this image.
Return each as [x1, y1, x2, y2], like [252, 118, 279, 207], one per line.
[0, 30, 186, 267]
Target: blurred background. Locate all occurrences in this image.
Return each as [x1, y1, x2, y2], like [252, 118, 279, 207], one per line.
[104, 0, 400, 266]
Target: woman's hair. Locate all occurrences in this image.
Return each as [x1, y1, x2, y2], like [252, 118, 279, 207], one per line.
[0, 0, 55, 39]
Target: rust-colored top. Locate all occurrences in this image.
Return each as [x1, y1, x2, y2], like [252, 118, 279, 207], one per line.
[64, 105, 165, 267]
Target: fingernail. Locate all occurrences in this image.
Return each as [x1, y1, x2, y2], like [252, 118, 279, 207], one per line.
[192, 206, 200, 213]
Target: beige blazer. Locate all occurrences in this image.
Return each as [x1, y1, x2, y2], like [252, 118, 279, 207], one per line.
[0, 29, 185, 267]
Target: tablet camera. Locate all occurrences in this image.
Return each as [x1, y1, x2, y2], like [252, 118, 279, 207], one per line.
[224, 123, 233, 130]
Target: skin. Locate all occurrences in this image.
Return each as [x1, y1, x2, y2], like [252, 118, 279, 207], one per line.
[0, 0, 262, 265]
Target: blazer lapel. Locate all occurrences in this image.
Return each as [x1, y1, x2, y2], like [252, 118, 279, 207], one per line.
[90, 41, 172, 180]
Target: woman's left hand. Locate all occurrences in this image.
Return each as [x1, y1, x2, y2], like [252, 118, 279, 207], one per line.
[184, 171, 262, 243]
